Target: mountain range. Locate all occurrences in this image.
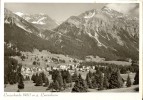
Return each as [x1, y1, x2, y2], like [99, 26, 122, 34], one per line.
[4, 6, 139, 60]
[15, 12, 58, 30]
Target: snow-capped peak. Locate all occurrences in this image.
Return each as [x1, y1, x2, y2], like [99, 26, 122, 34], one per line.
[15, 12, 24, 17]
[103, 7, 112, 11]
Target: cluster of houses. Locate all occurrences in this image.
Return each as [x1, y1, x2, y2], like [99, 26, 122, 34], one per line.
[21, 61, 100, 79]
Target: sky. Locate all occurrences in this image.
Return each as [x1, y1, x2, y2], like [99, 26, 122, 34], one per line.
[106, 3, 139, 17]
[5, 3, 139, 22]
[5, 3, 105, 22]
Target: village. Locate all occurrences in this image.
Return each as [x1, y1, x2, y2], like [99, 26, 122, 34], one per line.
[16, 50, 130, 80]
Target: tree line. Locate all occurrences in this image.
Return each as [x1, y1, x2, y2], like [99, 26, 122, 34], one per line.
[4, 44, 24, 90]
[80, 61, 138, 74]
[31, 67, 139, 92]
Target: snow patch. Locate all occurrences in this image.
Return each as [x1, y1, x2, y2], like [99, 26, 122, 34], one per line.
[32, 17, 46, 25]
[86, 31, 93, 37]
[15, 12, 24, 17]
[94, 32, 107, 48]
[5, 19, 10, 24]
[86, 30, 107, 48]
[38, 32, 45, 38]
[103, 7, 112, 12]
[16, 23, 32, 33]
[25, 17, 31, 21]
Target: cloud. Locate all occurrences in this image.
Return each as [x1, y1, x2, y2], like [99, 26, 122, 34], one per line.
[105, 3, 139, 17]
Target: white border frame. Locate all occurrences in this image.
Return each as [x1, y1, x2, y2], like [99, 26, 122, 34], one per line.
[0, 0, 142, 100]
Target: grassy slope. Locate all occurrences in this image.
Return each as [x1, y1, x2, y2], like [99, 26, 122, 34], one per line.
[4, 73, 136, 92]
[4, 80, 138, 92]
[89, 85, 139, 92]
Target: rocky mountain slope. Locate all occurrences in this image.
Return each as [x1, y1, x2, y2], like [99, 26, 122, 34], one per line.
[43, 6, 139, 60]
[4, 8, 56, 52]
[4, 6, 139, 60]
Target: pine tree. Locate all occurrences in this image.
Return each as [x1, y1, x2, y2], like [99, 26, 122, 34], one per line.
[31, 74, 36, 83]
[106, 67, 111, 80]
[9, 72, 15, 84]
[72, 71, 78, 82]
[133, 71, 139, 85]
[56, 71, 63, 91]
[85, 73, 93, 88]
[66, 71, 72, 83]
[97, 70, 104, 90]
[83, 79, 88, 90]
[25, 76, 29, 81]
[91, 72, 98, 89]
[109, 72, 117, 89]
[28, 76, 30, 81]
[63, 79, 67, 90]
[35, 73, 43, 86]
[103, 70, 110, 89]
[41, 72, 46, 83]
[103, 75, 109, 89]
[33, 73, 38, 83]
[72, 74, 88, 92]
[4, 75, 8, 84]
[51, 70, 58, 81]
[117, 69, 124, 87]
[18, 73, 24, 89]
[88, 71, 93, 78]
[54, 80, 60, 92]
[126, 74, 131, 87]
[78, 73, 82, 80]
[43, 77, 49, 87]
[109, 70, 123, 89]
[17, 89, 20, 92]
[46, 82, 53, 91]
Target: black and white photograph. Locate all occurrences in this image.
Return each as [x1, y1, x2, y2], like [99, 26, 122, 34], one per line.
[3, 3, 140, 93]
